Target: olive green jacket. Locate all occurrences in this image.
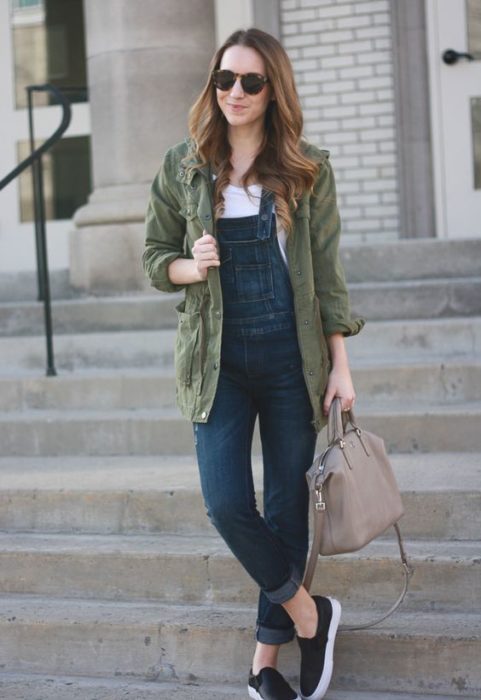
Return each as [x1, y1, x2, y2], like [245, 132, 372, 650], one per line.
[143, 139, 365, 432]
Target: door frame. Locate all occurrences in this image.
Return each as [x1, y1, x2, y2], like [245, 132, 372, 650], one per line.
[390, 0, 436, 238]
[425, 0, 450, 239]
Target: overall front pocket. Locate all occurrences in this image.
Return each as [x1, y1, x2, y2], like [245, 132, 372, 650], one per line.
[234, 263, 274, 303]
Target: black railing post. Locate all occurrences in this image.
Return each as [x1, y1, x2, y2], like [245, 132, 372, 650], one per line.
[35, 147, 56, 376]
[27, 88, 46, 302]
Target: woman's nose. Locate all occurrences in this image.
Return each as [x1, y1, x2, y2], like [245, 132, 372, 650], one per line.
[230, 78, 244, 97]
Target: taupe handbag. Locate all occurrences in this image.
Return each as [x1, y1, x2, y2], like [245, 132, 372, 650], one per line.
[303, 398, 413, 630]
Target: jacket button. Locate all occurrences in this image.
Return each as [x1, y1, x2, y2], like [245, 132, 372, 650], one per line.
[214, 362, 218, 370]
[201, 411, 207, 419]
[215, 311, 221, 319]
[304, 320, 309, 325]
[309, 370, 314, 376]
[297, 270, 302, 276]
[261, 213, 268, 221]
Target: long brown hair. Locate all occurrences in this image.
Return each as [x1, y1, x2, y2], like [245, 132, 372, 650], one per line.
[187, 28, 319, 233]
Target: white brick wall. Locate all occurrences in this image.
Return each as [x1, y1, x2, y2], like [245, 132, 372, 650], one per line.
[281, 0, 399, 242]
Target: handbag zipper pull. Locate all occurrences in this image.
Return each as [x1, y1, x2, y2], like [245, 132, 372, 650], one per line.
[315, 485, 326, 511]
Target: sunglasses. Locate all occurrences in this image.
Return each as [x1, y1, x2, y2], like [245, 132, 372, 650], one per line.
[212, 69, 269, 95]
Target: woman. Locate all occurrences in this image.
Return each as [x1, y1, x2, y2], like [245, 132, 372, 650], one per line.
[144, 28, 364, 700]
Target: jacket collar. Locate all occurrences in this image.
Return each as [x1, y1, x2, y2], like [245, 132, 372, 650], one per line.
[177, 138, 210, 185]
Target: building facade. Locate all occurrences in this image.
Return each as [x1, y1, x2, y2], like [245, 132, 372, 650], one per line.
[0, 0, 479, 289]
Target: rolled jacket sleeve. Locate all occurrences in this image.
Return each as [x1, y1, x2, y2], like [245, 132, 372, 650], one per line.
[309, 155, 366, 337]
[143, 148, 186, 293]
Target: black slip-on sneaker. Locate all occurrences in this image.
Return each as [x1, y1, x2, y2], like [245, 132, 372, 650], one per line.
[248, 667, 299, 700]
[296, 596, 342, 700]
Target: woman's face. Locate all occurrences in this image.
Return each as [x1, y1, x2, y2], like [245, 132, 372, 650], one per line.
[216, 45, 272, 132]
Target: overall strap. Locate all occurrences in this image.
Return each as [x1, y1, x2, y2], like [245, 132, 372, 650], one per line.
[257, 189, 275, 240]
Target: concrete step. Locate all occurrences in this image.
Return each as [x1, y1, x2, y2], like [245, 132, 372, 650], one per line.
[2, 360, 481, 412]
[0, 294, 179, 337]
[349, 276, 481, 320]
[0, 330, 176, 372]
[1, 239, 479, 304]
[0, 532, 478, 613]
[0, 454, 479, 539]
[342, 237, 481, 283]
[0, 595, 479, 696]
[1, 674, 476, 700]
[0, 402, 481, 456]
[1, 316, 481, 372]
[1, 276, 480, 338]
[0, 674, 477, 700]
[0, 268, 74, 303]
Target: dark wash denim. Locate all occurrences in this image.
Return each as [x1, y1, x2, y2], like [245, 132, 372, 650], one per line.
[193, 190, 317, 644]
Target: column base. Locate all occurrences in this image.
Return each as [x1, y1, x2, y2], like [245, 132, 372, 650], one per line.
[70, 184, 152, 294]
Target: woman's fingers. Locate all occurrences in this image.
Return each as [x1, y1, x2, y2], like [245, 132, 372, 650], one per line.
[192, 231, 220, 275]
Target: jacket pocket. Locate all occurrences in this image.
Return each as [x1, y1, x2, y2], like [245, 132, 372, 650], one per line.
[175, 304, 201, 386]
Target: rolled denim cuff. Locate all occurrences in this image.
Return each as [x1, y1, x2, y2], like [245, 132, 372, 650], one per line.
[263, 566, 301, 605]
[256, 623, 295, 645]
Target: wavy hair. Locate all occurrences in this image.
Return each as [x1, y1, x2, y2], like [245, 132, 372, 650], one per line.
[187, 28, 319, 233]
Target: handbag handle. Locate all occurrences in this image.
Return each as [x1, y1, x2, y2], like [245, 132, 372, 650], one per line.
[327, 397, 358, 444]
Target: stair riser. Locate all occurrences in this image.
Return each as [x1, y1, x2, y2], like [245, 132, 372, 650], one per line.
[0, 550, 478, 613]
[0, 331, 176, 372]
[350, 279, 481, 321]
[2, 364, 480, 411]
[1, 320, 481, 372]
[1, 491, 479, 541]
[0, 617, 479, 696]
[0, 375, 177, 412]
[2, 280, 481, 338]
[342, 239, 481, 283]
[0, 298, 177, 337]
[1, 412, 481, 456]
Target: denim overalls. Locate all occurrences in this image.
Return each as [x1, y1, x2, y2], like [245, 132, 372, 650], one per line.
[193, 189, 317, 645]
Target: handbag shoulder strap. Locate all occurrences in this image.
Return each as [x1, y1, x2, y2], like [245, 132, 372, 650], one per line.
[339, 523, 412, 631]
[303, 495, 413, 630]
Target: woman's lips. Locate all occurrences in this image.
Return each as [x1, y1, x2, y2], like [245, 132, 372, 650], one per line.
[228, 104, 247, 111]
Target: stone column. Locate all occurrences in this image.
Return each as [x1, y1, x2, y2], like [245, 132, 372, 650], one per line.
[70, 0, 215, 293]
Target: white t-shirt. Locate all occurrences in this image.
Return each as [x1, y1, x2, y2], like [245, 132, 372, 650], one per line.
[221, 183, 289, 268]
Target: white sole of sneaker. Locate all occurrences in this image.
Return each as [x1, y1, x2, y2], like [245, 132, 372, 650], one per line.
[301, 596, 342, 700]
[248, 684, 300, 700]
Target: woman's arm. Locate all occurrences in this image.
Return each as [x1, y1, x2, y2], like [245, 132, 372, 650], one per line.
[309, 154, 365, 338]
[322, 332, 356, 416]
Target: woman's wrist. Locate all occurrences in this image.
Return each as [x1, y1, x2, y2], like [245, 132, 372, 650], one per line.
[168, 258, 205, 285]
[326, 332, 350, 370]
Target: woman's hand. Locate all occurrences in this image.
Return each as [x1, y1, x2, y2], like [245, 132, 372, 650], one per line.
[323, 332, 356, 416]
[322, 365, 356, 416]
[192, 230, 220, 281]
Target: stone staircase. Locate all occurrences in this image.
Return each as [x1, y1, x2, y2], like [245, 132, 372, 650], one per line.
[0, 239, 480, 699]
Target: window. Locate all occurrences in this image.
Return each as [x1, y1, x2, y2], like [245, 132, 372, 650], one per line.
[11, 0, 87, 108]
[17, 136, 92, 222]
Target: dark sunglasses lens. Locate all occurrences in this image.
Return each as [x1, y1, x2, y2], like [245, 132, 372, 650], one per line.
[213, 70, 235, 90]
[242, 74, 265, 94]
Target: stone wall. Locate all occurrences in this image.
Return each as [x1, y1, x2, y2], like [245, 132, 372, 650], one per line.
[280, 0, 399, 242]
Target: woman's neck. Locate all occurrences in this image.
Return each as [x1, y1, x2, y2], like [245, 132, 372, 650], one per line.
[228, 123, 264, 158]
[228, 125, 264, 186]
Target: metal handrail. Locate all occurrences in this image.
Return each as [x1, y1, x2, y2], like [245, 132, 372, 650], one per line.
[0, 83, 85, 376]
[0, 84, 72, 189]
